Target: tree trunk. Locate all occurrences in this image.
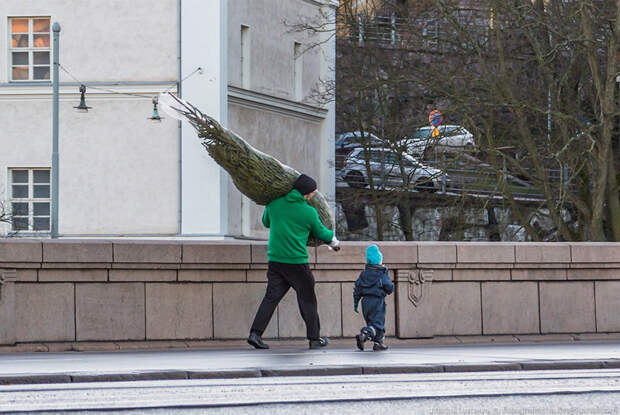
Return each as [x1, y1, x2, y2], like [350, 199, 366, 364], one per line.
[607, 145, 620, 241]
[606, 0, 620, 241]
[374, 200, 385, 240]
[580, 2, 610, 241]
[487, 207, 501, 241]
[397, 194, 414, 240]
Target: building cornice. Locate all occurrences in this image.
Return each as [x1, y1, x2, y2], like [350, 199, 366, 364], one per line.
[228, 85, 328, 123]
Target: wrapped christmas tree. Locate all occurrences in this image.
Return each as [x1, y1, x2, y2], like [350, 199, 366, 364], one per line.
[159, 93, 333, 246]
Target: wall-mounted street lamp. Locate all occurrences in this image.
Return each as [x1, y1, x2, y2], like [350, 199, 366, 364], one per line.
[148, 96, 162, 122]
[74, 84, 92, 113]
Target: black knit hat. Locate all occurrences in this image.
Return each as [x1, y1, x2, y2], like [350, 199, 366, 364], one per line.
[293, 174, 317, 195]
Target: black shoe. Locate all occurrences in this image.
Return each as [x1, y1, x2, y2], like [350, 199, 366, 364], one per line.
[355, 332, 367, 351]
[309, 337, 329, 349]
[373, 341, 388, 351]
[247, 332, 269, 349]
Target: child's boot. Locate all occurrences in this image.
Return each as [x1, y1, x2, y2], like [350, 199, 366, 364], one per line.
[355, 332, 366, 351]
[356, 328, 372, 351]
[373, 340, 388, 351]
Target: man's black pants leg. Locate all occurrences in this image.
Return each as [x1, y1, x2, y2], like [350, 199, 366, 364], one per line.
[250, 262, 321, 341]
[287, 263, 321, 341]
[250, 262, 290, 336]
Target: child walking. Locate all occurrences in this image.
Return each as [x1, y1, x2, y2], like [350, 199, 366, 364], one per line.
[353, 244, 394, 351]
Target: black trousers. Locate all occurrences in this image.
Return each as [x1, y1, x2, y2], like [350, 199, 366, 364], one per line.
[250, 261, 321, 340]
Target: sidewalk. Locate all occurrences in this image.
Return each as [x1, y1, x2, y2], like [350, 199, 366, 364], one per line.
[1, 337, 619, 385]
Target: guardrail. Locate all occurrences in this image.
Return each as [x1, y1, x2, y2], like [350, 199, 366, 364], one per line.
[336, 156, 572, 202]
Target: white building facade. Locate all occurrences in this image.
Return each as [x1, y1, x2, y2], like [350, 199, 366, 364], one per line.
[0, 0, 337, 238]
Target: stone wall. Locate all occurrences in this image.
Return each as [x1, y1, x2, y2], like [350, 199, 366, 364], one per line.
[0, 240, 618, 345]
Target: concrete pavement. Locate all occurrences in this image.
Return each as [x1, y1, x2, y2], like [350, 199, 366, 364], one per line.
[0, 338, 619, 385]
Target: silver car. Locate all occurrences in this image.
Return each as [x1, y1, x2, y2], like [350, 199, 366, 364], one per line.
[339, 147, 445, 192]
[403, 125, 476, 157]
[335, 131, 388, 169]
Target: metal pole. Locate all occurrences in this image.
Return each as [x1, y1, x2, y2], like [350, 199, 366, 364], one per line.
[358, 15, 363, 46]
[441, 153, 447, 193]
[51, 22, 60, 238]
[177, 0, 183, 235]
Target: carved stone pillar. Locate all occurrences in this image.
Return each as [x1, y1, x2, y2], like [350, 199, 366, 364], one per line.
[0, 269, 17, 345]
[395, 268, 434, 338]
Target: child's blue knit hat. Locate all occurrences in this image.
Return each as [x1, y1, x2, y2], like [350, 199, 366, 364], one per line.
[366, 244, 383, 265]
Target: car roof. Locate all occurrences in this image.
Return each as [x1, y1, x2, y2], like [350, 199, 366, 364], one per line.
[337, 131, 380, 139]
[349, 147, 416, 159]
[416, 125, 462, 130]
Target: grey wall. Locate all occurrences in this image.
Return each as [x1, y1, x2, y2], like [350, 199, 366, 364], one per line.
[228, 0, 322, 102]
[227, 104, 324, 237]
[226, 0, 334, 238]
[1, 240, 619, 345]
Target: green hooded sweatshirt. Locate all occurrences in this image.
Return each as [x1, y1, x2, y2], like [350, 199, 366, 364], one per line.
[262, 189, 334, 264]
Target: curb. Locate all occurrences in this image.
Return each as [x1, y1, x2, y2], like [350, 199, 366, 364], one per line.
[1, 359, 619, 385]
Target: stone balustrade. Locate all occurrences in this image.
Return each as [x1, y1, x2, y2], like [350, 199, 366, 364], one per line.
[0, 240, 618, 345]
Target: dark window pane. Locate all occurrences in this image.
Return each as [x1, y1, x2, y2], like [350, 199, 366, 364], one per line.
[11, 34, 29, 48]
[12, 52, 28, 65]
[12, 217, 29, 231]
[12, 67, 28, 80]
[12, 202, 28, 216]
[33, 202, 49, 216]
[12, 185, 28, 198]
[11, 19, 28, 33]
[33, 217, 50, 231]
[33, 66, 50, 80]
[416, 129, 433, 139]
[34, 52, 49, 65]
[387, 153, 399, 164]
[33, 185, 50, 198]
[33, 19, 50, 33]
[12, 170, 28, 183]
[33, 34, 50, 48]
[33, 170, 50, 183]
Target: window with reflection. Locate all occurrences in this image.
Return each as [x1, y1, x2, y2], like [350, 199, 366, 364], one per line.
[9, 168, 51, 232]
[9, 17, 51, 81]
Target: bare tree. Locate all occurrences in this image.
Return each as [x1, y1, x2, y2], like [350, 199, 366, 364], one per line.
[298, 0, 619, 241]
[0, 202, 12, 236]
[428, 0, 620, 241]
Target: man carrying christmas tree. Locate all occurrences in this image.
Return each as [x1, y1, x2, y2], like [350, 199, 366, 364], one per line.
[248, 174, 340, 350]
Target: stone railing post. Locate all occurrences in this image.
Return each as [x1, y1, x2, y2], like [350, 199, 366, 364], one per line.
[0, 269, 17, 345]
[395, 268, 434, 338]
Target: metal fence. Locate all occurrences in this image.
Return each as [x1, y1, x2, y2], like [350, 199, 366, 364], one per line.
[341, 11, 491, 50]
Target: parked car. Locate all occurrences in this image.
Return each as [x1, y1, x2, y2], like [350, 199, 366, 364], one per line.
[402, 125, 476, 157]
[335, 131, 387, 169]
[339, 147, 446, 192]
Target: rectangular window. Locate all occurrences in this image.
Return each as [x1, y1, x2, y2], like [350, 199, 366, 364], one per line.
[294, 42, 303, 101]
[9, 17, 51, 81]
[9, 168, 51, 232]
[240, 25, 251, 89]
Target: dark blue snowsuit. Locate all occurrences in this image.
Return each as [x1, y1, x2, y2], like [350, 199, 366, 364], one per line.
[353, 264, 394, 341]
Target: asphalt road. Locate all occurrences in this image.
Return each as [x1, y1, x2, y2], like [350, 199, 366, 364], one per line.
[1, 369, 619, 414]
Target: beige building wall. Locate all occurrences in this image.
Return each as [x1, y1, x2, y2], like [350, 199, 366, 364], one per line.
[0, 97, 179, 235]
[227, 0, 337, 238]
[0, 0, 179, 236]
[227, 104, 325, 238]
[0, 0, 337, 238]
